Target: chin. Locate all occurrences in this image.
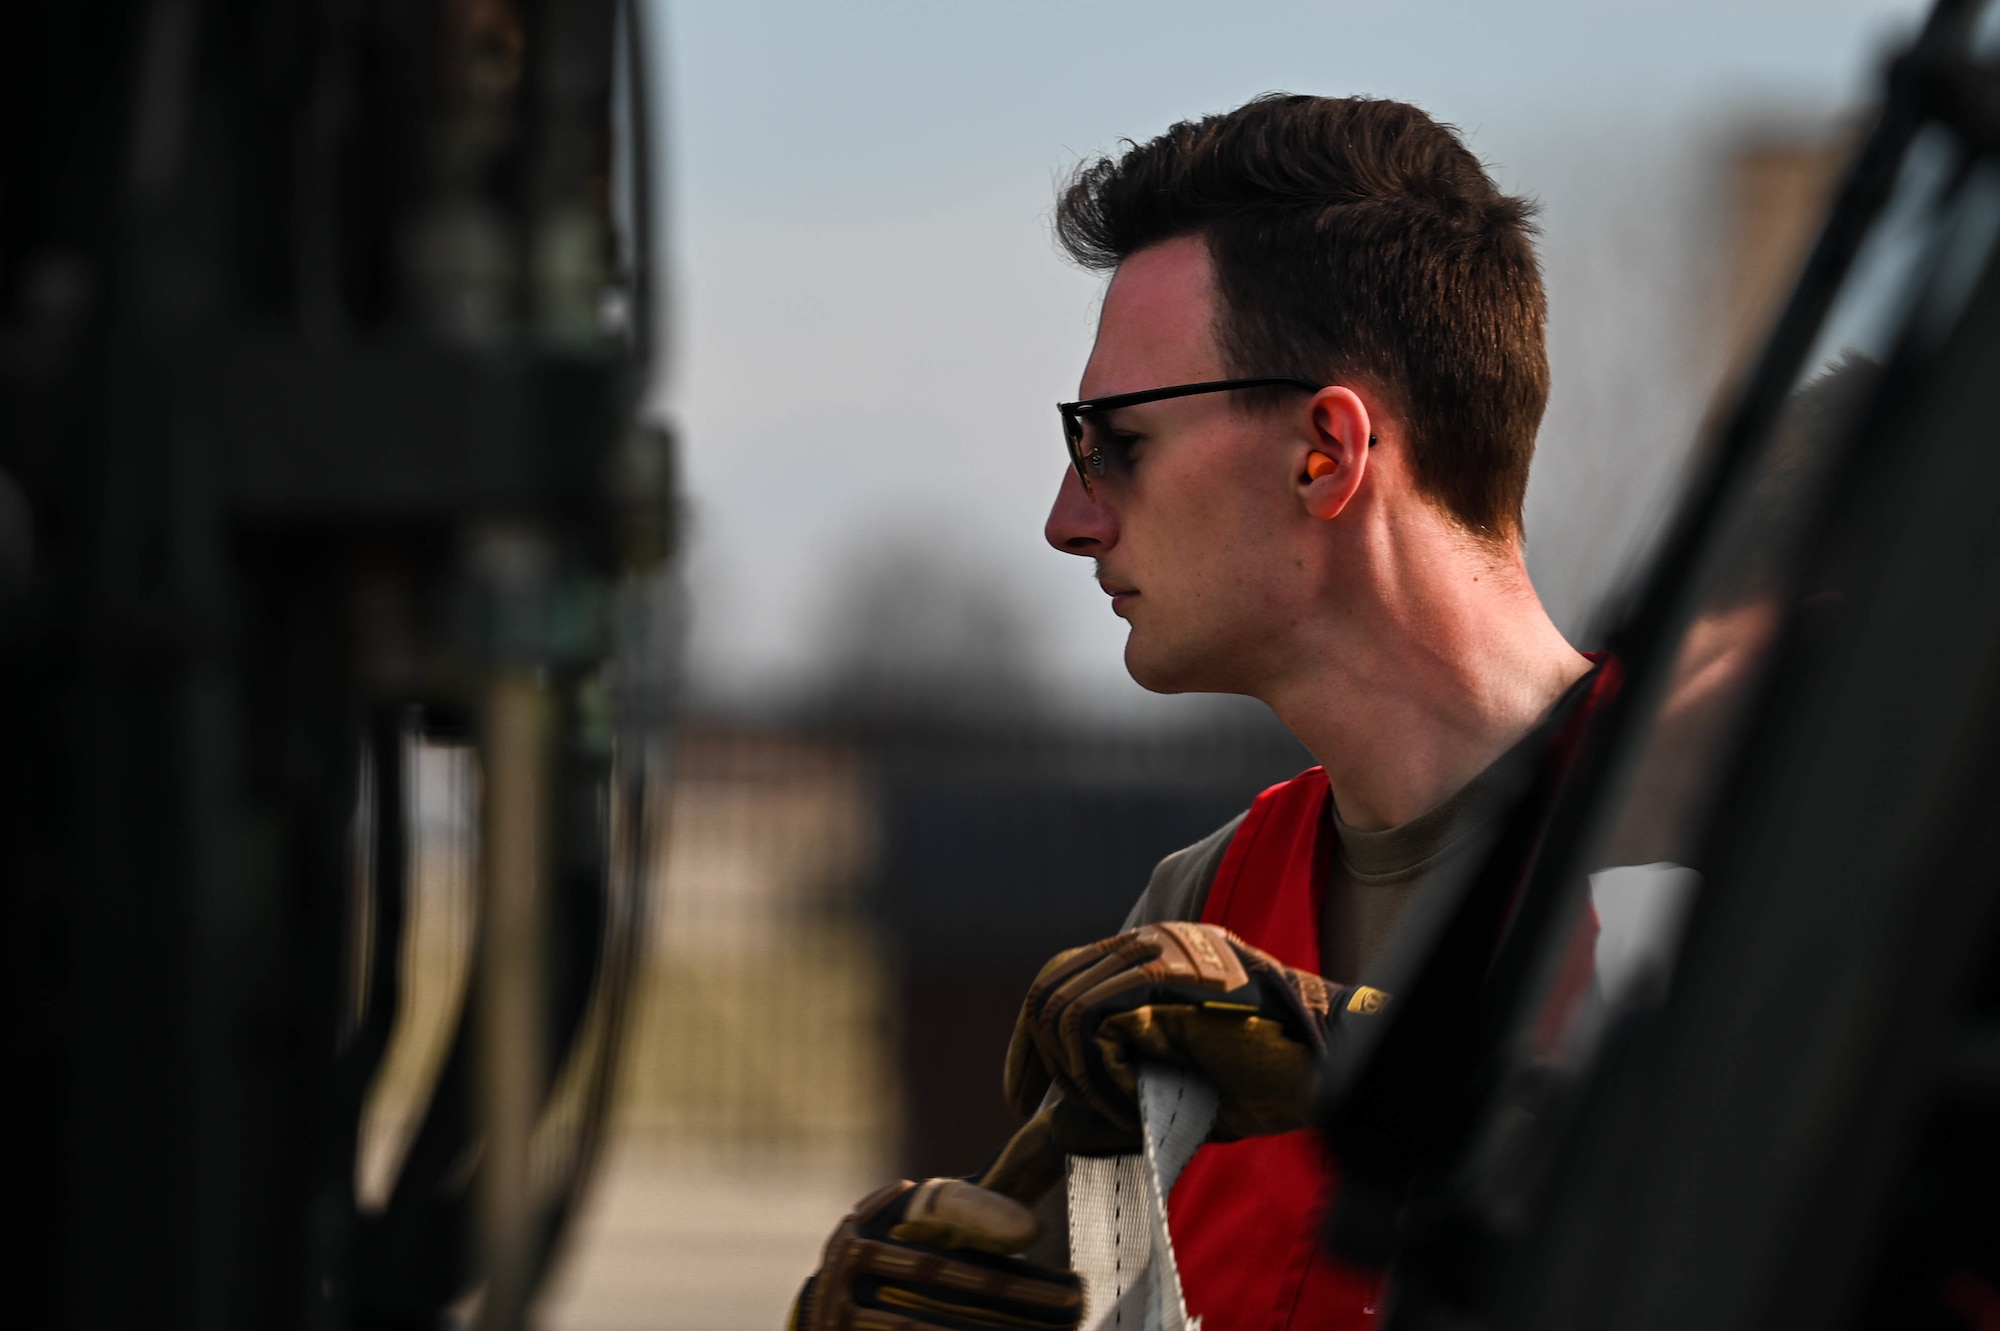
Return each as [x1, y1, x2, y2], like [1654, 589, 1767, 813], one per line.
[1123, 632, 1226, 695]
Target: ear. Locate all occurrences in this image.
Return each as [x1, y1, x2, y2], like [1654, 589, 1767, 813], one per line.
[1295, 386, 1372, 521]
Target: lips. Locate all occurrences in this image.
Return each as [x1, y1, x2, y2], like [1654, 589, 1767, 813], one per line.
[1099, 580, 1138, 615]
[1094, 560, 1138, 614]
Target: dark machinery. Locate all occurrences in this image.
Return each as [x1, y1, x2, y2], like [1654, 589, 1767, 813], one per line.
[0, 2, 673, 1328]
[1320, 2, 2000, 1326]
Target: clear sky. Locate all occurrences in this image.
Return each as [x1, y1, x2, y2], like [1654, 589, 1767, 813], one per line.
[646, 0, 1928, 718]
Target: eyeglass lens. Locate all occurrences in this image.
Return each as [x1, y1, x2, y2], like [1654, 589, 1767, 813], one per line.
[1063, 410, 1122, 490]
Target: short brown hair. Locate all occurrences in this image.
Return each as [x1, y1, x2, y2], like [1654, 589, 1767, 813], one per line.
[1055, 94, 1548, 538]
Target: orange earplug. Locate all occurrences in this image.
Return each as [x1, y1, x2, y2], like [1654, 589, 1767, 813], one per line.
[1305, 452, 1338, 481]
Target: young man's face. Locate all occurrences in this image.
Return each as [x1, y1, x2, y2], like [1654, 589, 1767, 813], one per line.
[1044, 235, 1322, 696]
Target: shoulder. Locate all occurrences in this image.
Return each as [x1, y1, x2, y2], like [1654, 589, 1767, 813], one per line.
[1120, 812, 1248, 929]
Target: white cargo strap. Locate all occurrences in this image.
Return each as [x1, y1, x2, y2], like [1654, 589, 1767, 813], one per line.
[1066, 1066, 1220, 1331]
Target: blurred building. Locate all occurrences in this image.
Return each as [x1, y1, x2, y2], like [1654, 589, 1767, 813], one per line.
[1717, 124, 1856, 383]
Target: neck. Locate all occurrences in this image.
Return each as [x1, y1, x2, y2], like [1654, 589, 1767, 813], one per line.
[1259, 512, 1591, 832]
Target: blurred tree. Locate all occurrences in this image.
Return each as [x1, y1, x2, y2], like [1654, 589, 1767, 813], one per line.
[812, 539, 1049, 726]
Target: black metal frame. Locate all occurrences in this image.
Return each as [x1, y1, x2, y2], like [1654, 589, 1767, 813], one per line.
[1313, 3, 2000, 1327]
[1058, 377, 1324, 492]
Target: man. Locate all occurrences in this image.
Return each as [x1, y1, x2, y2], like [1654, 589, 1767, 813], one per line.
[795, 94, 1605, 1331]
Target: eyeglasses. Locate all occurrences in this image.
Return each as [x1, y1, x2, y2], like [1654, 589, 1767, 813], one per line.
[1058, 377, 1324, 496]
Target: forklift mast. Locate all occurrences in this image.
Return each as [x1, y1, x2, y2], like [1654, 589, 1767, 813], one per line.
[0, 2, 674, 1327]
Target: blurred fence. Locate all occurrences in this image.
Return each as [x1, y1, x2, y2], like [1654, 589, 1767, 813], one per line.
[615, 709, 1309, 1178]
[623, 729, 892, 1166]
[863, 716, 1311, 1176]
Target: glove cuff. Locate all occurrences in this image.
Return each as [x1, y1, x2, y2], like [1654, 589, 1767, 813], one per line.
[799, 1180, 1082, 1331]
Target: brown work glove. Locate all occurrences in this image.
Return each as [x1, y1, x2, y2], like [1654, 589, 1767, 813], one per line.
[1004, 921, 1388, 1148]
[789, 1108, 1082, 1331]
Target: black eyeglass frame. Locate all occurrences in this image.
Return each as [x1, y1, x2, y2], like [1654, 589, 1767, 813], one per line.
[1057, 376, 1370, 494]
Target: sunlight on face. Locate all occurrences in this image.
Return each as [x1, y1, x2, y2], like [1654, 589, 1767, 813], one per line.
[1046, 238, 1313, 695]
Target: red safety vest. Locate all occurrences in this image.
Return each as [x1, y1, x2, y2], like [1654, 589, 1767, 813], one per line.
[1168, 768, 1386, 1331]
[1167, 662, 1617, 1331]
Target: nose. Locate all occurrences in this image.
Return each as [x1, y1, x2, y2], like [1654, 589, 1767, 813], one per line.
[1044, 465, 1117, 556]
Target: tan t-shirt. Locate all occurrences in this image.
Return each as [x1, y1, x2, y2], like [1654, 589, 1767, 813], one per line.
[1120, 731, 1539, 983]
[1025, 729, 1543, 1265]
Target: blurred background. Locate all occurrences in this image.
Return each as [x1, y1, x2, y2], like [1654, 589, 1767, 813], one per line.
[466, 2, 1929, 1325]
